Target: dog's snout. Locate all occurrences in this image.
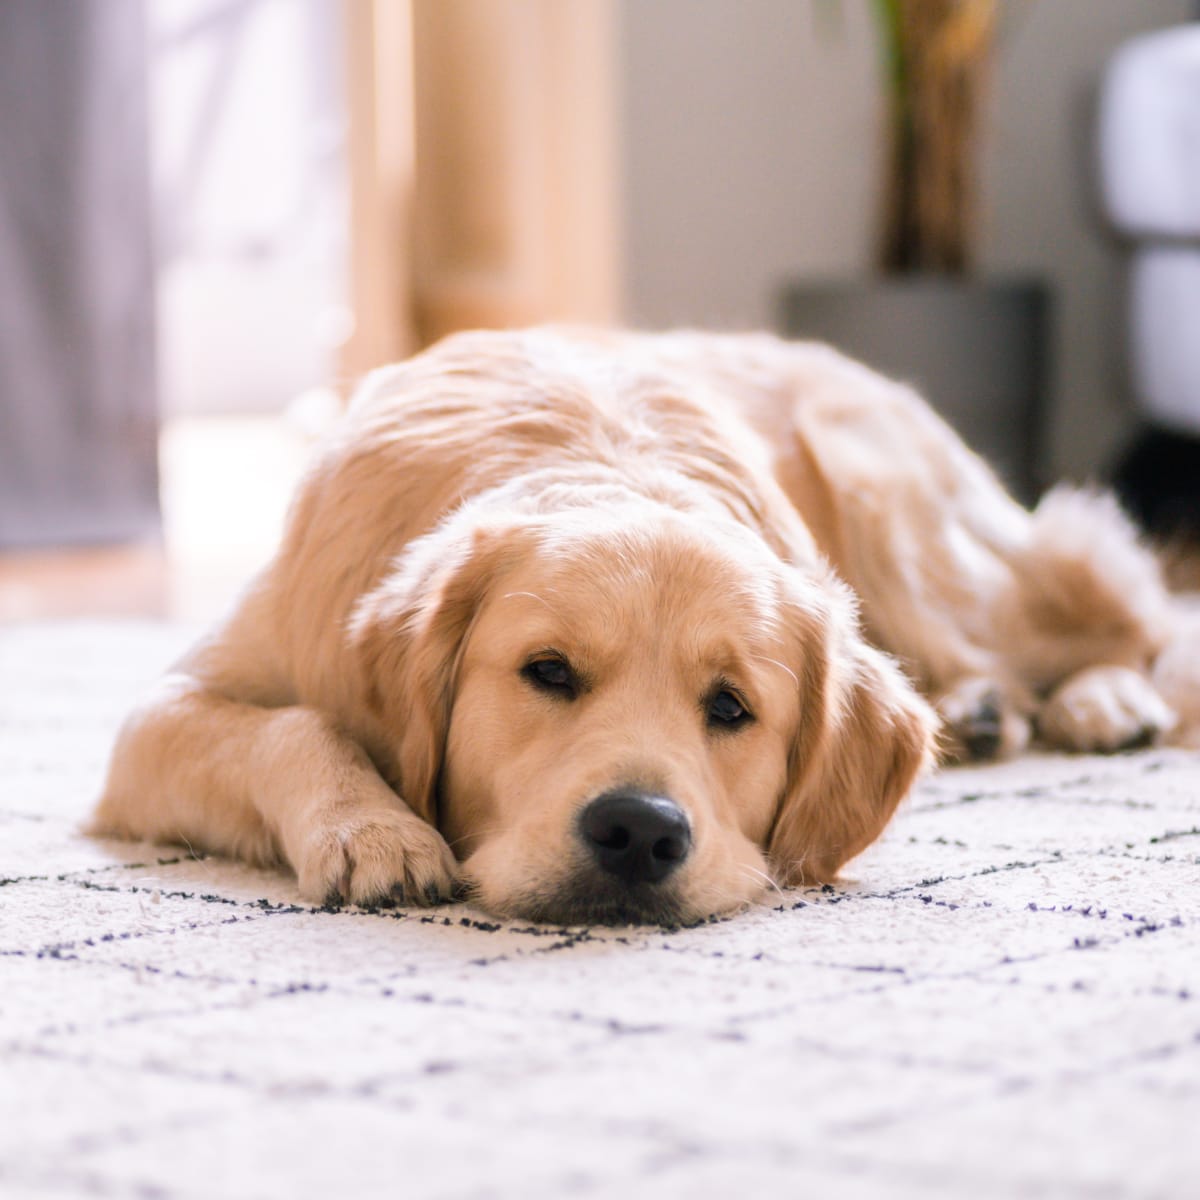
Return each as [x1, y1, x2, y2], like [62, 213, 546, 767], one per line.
[579, 791, 692, 885]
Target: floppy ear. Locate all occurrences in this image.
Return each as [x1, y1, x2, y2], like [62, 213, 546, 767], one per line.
[347, 519, 526, 825]
[768, 624, 936, 886]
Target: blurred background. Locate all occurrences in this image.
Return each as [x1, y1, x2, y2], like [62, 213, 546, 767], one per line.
[2, 0, 1198, 626]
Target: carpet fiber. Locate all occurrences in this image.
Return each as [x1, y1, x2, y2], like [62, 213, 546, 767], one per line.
[2, 622, 1198, 1199]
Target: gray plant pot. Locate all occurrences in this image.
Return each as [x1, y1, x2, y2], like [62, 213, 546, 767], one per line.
[779, 277, 1051, 502]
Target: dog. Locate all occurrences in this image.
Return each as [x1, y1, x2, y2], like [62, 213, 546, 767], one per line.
[91, 328, 1198, 925]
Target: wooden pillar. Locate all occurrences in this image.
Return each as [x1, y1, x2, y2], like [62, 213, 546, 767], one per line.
[344, 0, 621, 370]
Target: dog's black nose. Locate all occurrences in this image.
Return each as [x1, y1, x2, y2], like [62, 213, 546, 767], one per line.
[579, 792, 691, 885]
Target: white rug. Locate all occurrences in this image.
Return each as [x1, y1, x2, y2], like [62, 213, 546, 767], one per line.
[2, 622, 1198, 1199]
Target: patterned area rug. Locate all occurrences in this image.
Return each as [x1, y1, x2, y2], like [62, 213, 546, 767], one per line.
[2, 622, 1198, 1199]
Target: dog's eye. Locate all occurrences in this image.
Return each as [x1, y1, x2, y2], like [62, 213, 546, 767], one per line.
[708, 687, 752, 729]
[522, 655, 578, 699]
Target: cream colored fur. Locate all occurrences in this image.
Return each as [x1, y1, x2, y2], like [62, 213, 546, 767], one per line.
[91, 329, 1194, 924]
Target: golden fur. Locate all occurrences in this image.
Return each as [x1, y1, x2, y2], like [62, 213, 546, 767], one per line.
[92, 329, 1199, 924]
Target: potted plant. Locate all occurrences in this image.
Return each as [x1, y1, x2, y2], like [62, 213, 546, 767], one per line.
[781, 0, 1048, 499]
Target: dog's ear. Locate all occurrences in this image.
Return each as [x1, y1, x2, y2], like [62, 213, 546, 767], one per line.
[347, 519, 527, 824]
[767, 609, 936, 886]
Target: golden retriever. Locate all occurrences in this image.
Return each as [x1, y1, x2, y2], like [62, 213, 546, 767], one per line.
[92, 329, 1199, 924]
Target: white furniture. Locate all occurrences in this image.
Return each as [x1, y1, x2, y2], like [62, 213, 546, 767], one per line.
[1098, 24, 1200, 436]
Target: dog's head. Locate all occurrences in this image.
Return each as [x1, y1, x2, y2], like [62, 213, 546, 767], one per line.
[350, 502, 934, 924]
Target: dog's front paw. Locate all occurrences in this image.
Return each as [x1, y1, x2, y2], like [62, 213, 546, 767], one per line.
[935, 678, 1030, 762]
[295, 807, 458, 908]
[1038, 665, 1176, 753]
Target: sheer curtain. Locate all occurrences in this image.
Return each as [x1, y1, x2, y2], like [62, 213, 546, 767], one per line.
[0, 0, 159, 549]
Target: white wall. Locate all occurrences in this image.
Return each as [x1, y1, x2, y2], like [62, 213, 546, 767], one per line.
[619, 0, 880, 328]
[618, 0, 1195, 481]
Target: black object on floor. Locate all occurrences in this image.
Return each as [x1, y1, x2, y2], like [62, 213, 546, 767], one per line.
[1112, 425, 1200, 543]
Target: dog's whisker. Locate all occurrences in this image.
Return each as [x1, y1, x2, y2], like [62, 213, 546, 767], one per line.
[747, 654, 799, 688]
[502, 590, 559, 616]
[444, 821, 505, 852]
[737, 862, 785, 900]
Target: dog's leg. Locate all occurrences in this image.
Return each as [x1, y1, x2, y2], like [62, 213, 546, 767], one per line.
[774, 360, 1178, 760]
[757, 350, 1037, 761]
[1152, 616, 1200, 747]
[1037, 664, 1176, 752]
[90, 674, 458, 906]
[1009, 490, 1183, 752]
[933, 677, 1032, 762]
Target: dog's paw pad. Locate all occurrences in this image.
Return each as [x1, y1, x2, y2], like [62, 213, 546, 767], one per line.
[936, 679, 1030, 763]
[1038, 665, 1176, 753]
[297, 809, 458, 908]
